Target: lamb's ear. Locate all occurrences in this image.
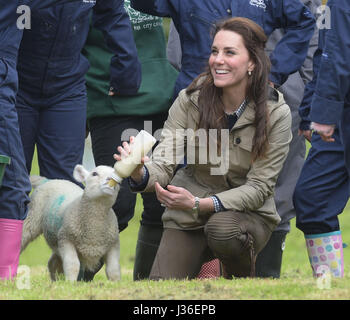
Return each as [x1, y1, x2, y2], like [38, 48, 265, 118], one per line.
[73, 165, 89, 183]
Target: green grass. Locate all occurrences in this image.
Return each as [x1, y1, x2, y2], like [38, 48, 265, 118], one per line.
[6, 205, 349, 300]
[1, 142, 350, 300]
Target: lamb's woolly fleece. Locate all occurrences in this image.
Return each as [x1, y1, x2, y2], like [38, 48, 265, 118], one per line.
[21, 165, 121, 281]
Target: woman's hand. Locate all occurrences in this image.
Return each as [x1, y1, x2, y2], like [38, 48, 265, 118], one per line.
[113, 136, 148, 182]
[155, 182, 195, 211]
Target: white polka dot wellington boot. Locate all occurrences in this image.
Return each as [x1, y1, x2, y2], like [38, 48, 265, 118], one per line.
[305, 231, 344, 278]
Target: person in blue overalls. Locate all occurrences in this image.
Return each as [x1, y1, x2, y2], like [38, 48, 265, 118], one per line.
[0, 0, 140, 281]
[131, 0, 315, 100]
[16, 1, 141, 183]
[130, 0, 316, 278]
[0, 0, 75, 282]
[293, 0, 350, 278]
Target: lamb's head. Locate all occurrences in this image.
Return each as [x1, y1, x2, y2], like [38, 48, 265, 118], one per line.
[73, 164, 120, 201]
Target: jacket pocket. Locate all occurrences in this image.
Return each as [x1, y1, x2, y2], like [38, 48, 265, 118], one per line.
[233, 133, 253, 152]
[229, 134, 253, 174]
[61, 14, 90, 57]
[188, 6, 220, 27]
[184, 6, 222, 58]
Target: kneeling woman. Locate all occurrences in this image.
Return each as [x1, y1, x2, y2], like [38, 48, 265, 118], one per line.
[114, 17, 292, 279]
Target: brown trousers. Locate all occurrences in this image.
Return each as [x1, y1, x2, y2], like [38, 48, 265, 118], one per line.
[149, 211, 272, 280]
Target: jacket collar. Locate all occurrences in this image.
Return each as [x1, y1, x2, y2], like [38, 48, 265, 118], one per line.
[233, 89, 285, 130]
[232, 101, 255, 129]
[187, 86, 284, 130]
[188, 89, 256, 129]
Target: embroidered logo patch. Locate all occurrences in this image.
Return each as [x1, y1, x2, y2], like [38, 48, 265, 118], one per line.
[249, 0, 267, 10]
[124, 0, 162, 28]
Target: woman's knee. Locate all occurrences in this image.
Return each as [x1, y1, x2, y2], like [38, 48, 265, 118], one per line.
[204, 211, 252, 257]
[204, 211, 270, 277]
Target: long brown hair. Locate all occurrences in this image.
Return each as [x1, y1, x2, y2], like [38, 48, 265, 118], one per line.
[186, 17, 271, 162]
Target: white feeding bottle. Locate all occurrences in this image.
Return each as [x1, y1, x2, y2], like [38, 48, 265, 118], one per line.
[109, 130, 157, 187]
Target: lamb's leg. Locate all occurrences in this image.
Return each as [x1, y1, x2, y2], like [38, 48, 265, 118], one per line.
[104, 242, 121, 281]
[58, 241, 80, 281]
[48, 253, 63, 281]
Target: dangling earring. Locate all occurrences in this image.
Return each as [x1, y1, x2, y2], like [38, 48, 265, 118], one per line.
[248, 70, 252, 76]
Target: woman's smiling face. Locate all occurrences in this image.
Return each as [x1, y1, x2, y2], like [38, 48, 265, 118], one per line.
[209, 30, 255, 92]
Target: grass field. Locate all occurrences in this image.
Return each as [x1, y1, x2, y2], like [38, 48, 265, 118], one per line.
[1, 6, 347, 300]
[1, 147, 350, 301]
[7, 204, 350, 300]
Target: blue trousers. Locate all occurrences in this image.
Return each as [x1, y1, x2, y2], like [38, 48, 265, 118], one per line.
[293, 130, 349, 234]
[0, 59, 31, 220]
[340, 106, 350, 182]
[15, 85, 87, 183]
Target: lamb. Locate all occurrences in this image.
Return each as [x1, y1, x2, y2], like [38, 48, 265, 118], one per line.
[21, 164, 121, 281]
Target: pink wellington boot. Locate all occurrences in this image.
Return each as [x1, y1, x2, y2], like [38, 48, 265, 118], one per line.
[0, 218, 23, 280]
